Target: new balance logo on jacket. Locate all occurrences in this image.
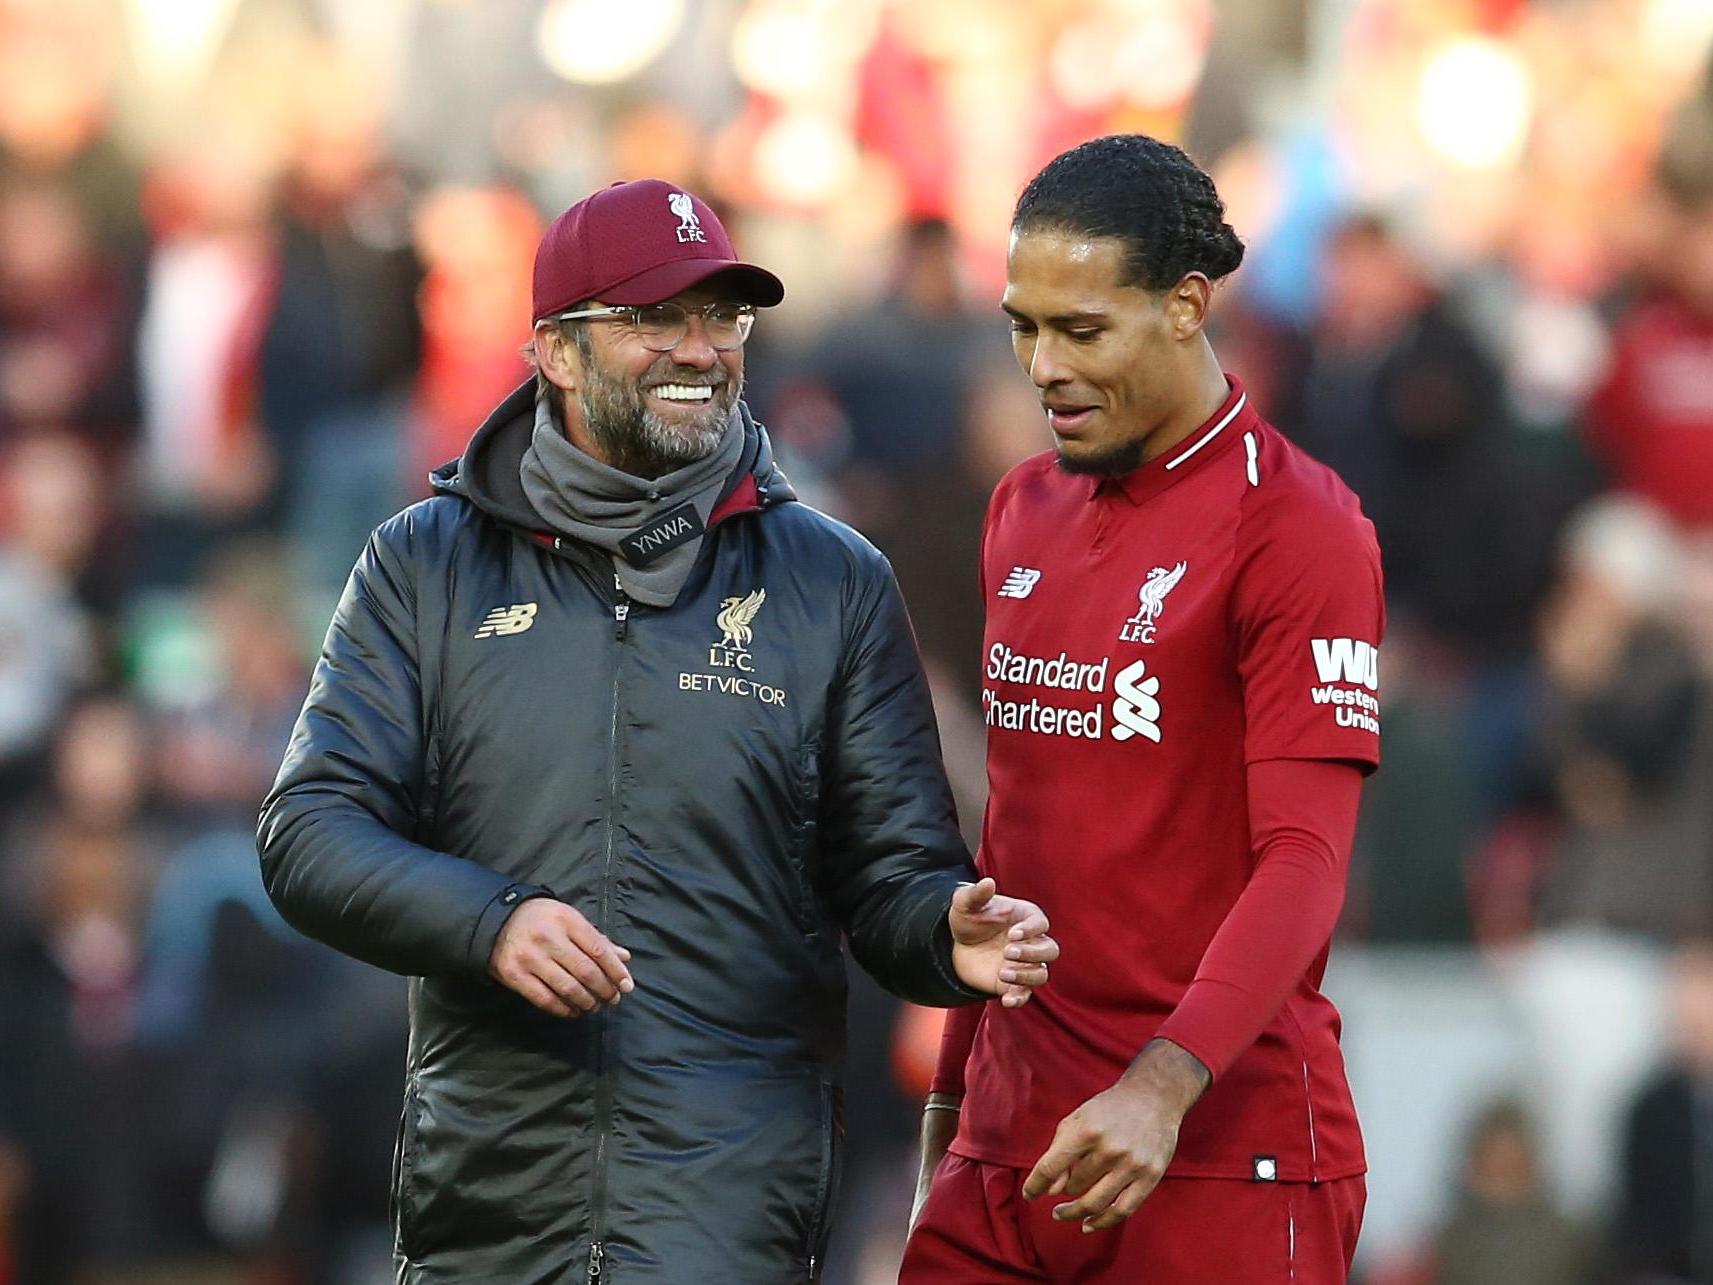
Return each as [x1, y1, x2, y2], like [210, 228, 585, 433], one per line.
[475, 603, 538, 638]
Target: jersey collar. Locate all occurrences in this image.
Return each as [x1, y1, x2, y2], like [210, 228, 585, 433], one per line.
[1092, 375, 1257, 507]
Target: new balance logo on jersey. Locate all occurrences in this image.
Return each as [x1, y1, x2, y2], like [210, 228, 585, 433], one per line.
[1310, 638, 1380, 690]
[474, 603, 538, 638]
[997, 567, 1042, 599]
[1110, 659, 1162, 743]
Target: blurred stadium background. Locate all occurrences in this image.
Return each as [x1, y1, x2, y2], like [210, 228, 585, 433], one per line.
[2, 0, 1713, 1281]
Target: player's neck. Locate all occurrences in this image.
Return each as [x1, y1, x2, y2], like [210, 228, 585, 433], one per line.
[1140, 346, 1231, 464]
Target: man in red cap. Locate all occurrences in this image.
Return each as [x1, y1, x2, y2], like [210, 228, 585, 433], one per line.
[258, 179, 1060, 1283]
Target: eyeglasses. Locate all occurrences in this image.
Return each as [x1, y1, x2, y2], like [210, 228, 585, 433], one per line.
[548, 300, 757, 352]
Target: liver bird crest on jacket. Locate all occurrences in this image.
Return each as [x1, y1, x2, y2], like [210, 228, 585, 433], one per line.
[717, 589, 766, 649]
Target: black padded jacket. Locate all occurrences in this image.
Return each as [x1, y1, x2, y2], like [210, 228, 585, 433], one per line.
[257, 385, 980, 1284]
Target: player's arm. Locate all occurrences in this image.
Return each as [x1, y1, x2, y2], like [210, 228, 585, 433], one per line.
[1022, 758, 1363, 1229]
[1153, 757, 1364, 1076]
[910, 999, 982, 1227]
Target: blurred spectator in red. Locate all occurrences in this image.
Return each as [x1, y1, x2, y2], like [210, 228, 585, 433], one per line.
[1611, 942, 1713, 1283]
[153, 540, 308, 827]
[257, 60, 423, 603]
[0, 176, 137, 444]
[135, 136, 279, 587]
[412, 185, 541, 485]
[1583, 92, 1713, 532]
[0, 434, 97, 797]
[1408, 1098, 1594, 1285]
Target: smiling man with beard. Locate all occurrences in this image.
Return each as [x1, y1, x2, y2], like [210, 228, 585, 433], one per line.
[259, 179, 1060, 1284]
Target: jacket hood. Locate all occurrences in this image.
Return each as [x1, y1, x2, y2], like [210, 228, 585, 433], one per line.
[429, 380, 795, 531]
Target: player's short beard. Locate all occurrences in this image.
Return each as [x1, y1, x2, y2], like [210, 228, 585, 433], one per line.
[576, 351, 741, 478]
[1054, 438, 1146, 478]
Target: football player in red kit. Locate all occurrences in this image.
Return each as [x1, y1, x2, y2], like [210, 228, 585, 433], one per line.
[900, 135, 1383, 1283]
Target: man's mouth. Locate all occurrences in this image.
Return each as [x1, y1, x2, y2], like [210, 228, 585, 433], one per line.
[649, 383, 717, 404]
[1045, 404, 1097, 433]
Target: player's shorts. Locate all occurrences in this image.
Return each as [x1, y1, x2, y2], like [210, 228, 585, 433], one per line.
[900, 1153, 1365, 1284]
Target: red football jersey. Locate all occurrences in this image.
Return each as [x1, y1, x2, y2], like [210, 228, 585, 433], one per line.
[954, 378, 1382, 1182]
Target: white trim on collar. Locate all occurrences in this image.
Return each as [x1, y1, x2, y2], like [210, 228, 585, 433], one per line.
[1163, 392, 1248, 472]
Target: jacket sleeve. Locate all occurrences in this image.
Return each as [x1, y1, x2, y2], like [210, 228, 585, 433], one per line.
[256, 514, 549, 978]
[819, 549, 985, 1007]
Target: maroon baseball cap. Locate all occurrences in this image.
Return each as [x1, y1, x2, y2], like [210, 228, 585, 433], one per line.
[532, 179, 785, 321]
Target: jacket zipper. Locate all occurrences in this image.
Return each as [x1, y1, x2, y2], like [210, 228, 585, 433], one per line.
[589, 576, 630, 1284]
[805, 1081, 835, 1280]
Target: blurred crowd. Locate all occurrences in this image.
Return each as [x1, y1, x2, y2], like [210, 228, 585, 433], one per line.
[2, 0, 1713, 1283]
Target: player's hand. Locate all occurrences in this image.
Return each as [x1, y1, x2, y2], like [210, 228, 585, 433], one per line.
[949, 877, 1058, 1007]
[1022, 1039, 1210, 1231]
[489, 897, 634, 1018]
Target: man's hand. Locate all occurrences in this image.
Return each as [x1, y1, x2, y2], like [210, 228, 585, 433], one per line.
[489, 898, 634, 1018]
[949, 877, 1059, 1007]
[1022, 1039, 1210, 1231]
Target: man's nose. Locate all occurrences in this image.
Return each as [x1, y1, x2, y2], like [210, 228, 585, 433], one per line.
[1028, 335, 1071, 389]
[666, 316, 720, 368]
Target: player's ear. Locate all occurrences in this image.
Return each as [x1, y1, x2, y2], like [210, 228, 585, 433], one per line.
[1166, 272, 1213, 340]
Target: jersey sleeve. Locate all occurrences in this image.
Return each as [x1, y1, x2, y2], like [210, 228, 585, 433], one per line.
[1232, 489, 1384, 770]
[928, 998, 982, 1097]
[1154, 758, 1364, 1078]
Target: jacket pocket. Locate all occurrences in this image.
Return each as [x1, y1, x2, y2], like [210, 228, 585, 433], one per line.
[805, 1079, 841, 1280]
[786, 739, 824, 938]
[391, 1081, 424, 1261]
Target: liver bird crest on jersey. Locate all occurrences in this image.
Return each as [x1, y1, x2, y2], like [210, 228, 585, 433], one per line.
[1120, 562, 1187, 644]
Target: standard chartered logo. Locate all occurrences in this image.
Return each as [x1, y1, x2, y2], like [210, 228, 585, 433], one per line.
[983, 641, 1162, 745]
[1111, 659, 1162, 743]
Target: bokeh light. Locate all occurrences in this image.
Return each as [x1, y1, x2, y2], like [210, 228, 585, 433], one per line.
[730, 1, 834, 102]
[1416, 35, 1534, 169]
[536, 0, 685, 86]
[122, 0, 240, 88]
[753, 110, 858, 208]
[1048, 0, 1212, 113]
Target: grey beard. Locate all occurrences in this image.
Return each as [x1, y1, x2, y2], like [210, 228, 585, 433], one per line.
[578, 359, 742, 478]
